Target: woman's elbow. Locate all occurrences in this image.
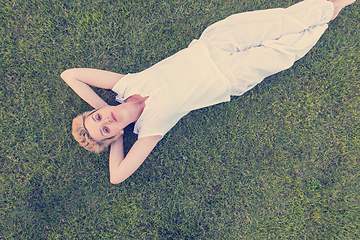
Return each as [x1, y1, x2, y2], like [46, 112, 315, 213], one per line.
[60, 69, 71, 82]
[109, 176, 124, 184]
[60, 68, 77, 82]
[110, 179, 120, 185]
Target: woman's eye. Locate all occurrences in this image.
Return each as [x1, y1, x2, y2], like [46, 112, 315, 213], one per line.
[96, 114, 101, 120]
[103, 127, 110, 133]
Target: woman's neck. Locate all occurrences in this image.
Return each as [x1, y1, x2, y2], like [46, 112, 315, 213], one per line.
[125, 94, 148, 122]
[125, 94, 148, 103]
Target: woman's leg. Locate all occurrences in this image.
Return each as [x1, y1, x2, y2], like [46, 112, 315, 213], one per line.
[200, 0, 334, 55]
[218, 24, 329, 95]
[201, 0, 356, 95]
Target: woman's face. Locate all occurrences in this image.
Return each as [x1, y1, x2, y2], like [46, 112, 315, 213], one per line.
[84, 105, 126, 141]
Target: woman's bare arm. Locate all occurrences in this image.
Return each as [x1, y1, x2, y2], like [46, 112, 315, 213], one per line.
[109, 135, 162, 184]
[60, 68, 125, 109]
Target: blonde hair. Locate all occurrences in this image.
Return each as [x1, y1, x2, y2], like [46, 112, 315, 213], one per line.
[72, 110, 121, 153]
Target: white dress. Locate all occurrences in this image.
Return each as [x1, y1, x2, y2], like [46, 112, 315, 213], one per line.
[112, 0, 334, 138]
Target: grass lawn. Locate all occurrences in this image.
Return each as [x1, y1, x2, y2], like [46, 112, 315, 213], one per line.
[1, 0, 359, 239]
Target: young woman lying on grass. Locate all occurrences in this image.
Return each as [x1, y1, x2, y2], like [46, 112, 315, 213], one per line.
[61, 0, 356, 184]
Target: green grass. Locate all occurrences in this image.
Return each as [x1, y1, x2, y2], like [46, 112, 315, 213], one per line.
[1, 0, 359, 239]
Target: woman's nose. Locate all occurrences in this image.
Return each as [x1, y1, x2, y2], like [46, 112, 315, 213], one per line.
[102, 116, 112, 124]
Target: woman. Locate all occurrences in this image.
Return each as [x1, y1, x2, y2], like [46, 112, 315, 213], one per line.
[61, 0, 356, 184]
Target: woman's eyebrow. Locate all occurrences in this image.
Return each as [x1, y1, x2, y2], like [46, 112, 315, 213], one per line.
[90, 109, 100, 121]
[89, 110, 105, 136]
[92, 115, 105, 136]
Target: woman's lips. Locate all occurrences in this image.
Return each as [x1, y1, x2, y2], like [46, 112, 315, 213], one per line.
[111, 112, 117, 122]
